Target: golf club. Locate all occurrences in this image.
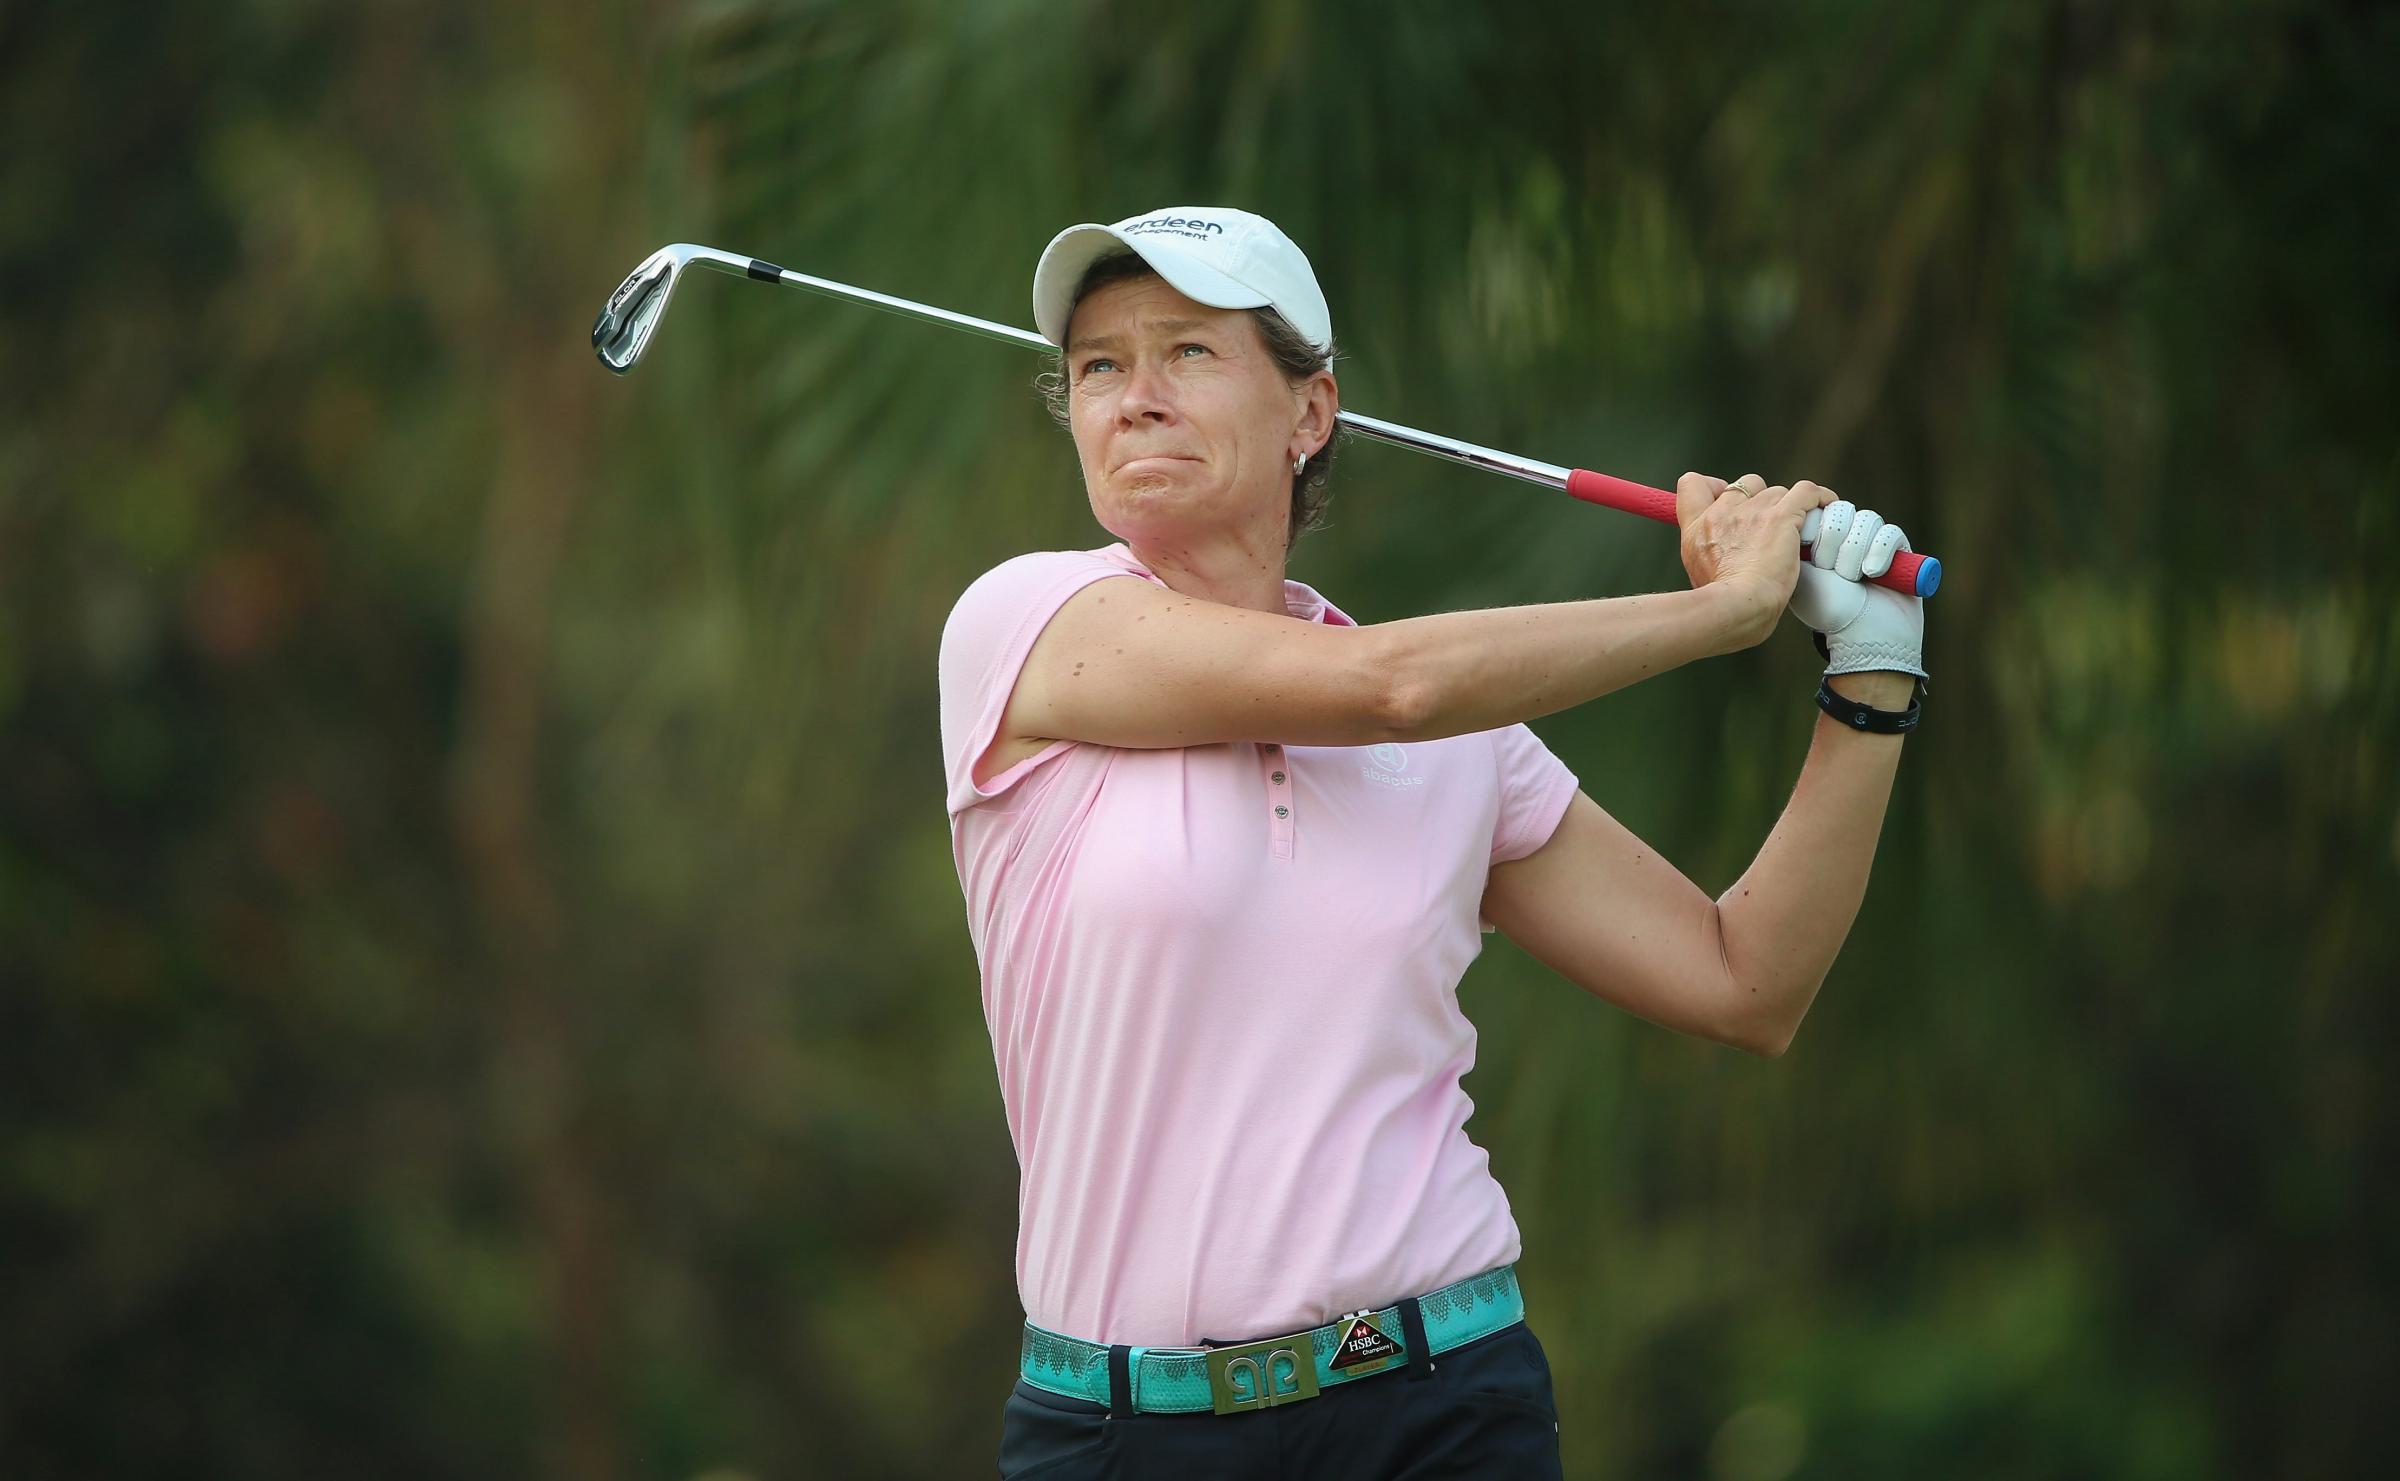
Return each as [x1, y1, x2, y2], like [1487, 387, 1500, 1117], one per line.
[592, 243, 1943, 598]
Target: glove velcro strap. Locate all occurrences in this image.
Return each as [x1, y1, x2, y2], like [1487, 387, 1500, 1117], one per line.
[1816, 677, 1920, 734]
[1812, 628, 1927, 681]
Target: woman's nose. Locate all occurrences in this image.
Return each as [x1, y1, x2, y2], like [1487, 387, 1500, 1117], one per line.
[1116, 359, 1174, 420]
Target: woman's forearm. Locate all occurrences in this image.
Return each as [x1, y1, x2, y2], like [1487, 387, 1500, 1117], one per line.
[1381, 584, 1773, 742]
[1716, 681, 1910, 1054]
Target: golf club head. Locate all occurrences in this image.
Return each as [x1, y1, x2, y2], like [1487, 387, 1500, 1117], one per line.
[591, 246, 686, 374]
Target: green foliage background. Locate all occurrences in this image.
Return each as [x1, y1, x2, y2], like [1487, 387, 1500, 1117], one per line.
[3, 2, 2393, 1477]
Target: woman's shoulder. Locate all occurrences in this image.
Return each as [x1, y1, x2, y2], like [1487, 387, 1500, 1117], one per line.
[953, 544, 1154, 611]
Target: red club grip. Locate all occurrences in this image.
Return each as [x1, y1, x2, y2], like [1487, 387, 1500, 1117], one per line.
[1564, 469, 1940, 598]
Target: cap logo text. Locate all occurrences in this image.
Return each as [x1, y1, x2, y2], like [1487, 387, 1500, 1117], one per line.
[1127, 216, 1224, 237]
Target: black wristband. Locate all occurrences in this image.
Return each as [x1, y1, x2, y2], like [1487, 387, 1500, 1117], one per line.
[1816, 676, 1920, 734]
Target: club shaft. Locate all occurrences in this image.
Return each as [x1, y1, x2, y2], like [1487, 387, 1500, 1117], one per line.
[1331, 412, 1570, 489]
[653, 245, 1939, 597]
[695, 249, 1051, 353]
[702, 251, 1573, 490]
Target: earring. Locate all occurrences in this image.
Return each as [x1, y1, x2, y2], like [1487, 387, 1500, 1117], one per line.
[1291, 454, 1306, 475]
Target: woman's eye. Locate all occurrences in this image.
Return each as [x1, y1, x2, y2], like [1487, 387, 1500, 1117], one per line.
[1081, 358, 1117, 376]
[1179, 343, 1209, 358]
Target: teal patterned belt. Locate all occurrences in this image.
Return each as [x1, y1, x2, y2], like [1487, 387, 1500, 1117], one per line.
[1018, 1264, 1524, 1416]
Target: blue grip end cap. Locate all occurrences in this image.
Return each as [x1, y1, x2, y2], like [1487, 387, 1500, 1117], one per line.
[1915, 557, 1942, 598]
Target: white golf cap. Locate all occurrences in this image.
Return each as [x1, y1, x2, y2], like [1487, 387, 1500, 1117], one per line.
[1032, 206, 1332, 358]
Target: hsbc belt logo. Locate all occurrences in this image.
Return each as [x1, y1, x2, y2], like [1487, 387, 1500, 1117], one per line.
[1329, 1313, 1405, 1374]
[1362, 743, 1426, 789]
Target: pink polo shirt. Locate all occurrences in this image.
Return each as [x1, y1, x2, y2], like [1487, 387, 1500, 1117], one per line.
[938, 541, 1578, 1347]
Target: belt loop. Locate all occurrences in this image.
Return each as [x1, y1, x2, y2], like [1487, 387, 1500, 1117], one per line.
[1396, 1297, 1436, 1382]
[1107, 1344, 1133, 1418]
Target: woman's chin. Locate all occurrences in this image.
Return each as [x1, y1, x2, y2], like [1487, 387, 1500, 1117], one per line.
[1104, 479, 1213, 524]
[1117, 464, 1201, 497]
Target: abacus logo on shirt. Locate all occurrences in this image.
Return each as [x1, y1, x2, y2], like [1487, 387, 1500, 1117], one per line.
[1362, 743, 1426, 789]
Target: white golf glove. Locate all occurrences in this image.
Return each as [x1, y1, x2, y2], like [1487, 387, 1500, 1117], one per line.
[1789, 500, 1927, 679]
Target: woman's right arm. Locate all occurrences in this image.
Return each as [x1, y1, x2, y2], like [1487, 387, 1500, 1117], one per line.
[1386, 472, 1828, 741]
[988, 474, 1820, 764]
[992, 574, 1412, 759]
[1381, 583, 1770, 742]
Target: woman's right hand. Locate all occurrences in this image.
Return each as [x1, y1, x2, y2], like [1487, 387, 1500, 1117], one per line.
[1675, 471, 1838, 645]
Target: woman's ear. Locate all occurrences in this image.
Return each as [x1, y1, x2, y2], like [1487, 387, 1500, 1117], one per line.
[1293, 368, 1338, 458]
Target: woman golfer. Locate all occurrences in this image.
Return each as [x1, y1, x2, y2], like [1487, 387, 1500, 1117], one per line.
[940, 206, 1925, 1479]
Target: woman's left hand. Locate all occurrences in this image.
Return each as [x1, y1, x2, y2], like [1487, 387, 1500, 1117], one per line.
[1789, 496, 1927, 679]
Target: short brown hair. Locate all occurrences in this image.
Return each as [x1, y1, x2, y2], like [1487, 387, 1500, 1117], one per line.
[1037, 252, 1343, 552]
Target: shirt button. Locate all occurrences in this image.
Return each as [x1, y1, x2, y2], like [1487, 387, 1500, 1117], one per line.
[1274, 805, 1290, 818]
[1271, 771, 1286, 784]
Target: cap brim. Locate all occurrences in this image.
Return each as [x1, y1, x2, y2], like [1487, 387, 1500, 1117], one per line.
[1032, 224, 1272, 347]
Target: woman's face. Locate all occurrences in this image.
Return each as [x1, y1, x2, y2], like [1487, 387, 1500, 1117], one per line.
[1063, 274, 1327, 551]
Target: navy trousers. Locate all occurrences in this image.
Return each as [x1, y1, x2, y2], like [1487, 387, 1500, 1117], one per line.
[996, 1321, 1563, 1479]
